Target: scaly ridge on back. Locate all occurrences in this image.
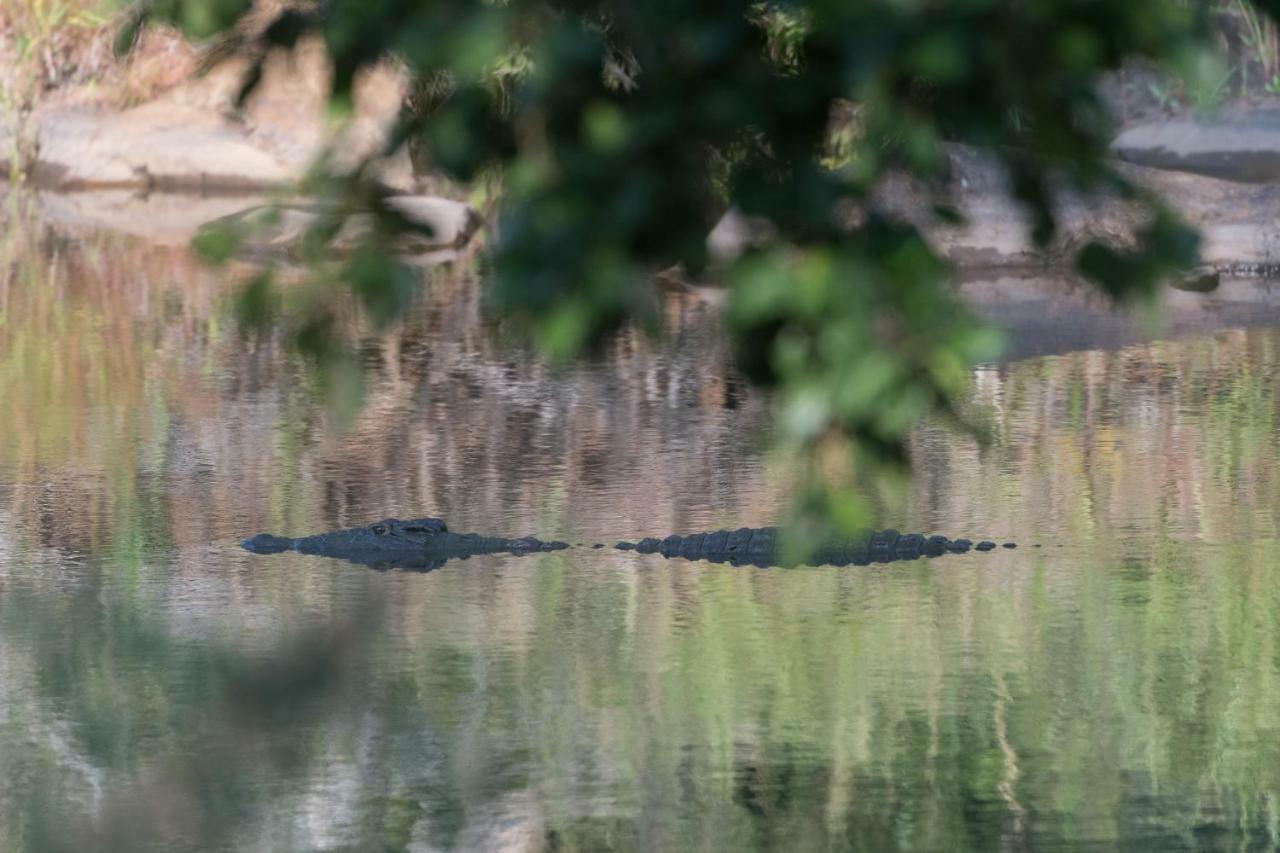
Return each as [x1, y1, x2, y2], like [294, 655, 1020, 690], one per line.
[615, 527, 1014, 567]
[242, 517, 569, 571]
[243, 517, 1016, 571]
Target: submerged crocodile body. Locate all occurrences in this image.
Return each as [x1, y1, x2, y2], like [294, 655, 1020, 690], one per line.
[615, 527, 1014, 568]
[243, 517, 1015, 571]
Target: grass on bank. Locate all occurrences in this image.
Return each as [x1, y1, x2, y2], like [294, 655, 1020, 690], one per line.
[7, 0, 1280, 122]
[0, 0, 118, 108]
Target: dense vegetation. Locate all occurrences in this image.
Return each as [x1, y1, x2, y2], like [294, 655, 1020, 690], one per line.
[127, 0, 1272, 530]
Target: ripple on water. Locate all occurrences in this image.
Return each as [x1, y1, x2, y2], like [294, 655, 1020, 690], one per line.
[5, 221, 1280, 847]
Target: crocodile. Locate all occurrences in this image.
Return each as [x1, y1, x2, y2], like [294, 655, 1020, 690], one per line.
[242, 517, 570, 571]
[615, 527, 1015, 568]
[243, 518, 1015, 571]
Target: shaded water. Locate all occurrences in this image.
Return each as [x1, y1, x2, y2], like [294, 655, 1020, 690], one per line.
[4, 198, 1280, 851]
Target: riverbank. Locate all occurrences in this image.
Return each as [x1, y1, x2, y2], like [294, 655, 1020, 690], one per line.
[9, 5, 1280, 275]
[0, 13, 421, 193]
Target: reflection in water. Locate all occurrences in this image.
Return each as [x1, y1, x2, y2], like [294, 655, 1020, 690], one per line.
[4, 199, 1280, 849]
[960, 273, 1280, 362]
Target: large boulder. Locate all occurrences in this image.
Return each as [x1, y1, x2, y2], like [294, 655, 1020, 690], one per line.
[1113, 109, 1280, 183]
[29, 103, 293, 191]
[10, 32, 416, 193]
[876, 143, 1280, 270]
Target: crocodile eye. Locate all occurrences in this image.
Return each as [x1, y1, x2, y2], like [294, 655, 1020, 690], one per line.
[370, 524, 388, 535]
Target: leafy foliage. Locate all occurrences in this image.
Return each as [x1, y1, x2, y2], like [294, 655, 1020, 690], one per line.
[142, 0, 1245, 530]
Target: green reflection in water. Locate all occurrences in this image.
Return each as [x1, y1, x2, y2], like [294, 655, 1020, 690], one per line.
[3, 203, 1280, 850]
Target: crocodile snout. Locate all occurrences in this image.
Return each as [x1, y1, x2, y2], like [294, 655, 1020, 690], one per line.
[241, 533, 294, 554]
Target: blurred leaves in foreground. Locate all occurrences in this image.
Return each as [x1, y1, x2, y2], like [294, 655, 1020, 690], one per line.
[143, 0, 1254, 532]
[3, 569, 377, 852]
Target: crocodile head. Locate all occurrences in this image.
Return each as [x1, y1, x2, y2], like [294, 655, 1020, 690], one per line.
[242, 517, 451, 554]
[365, 517, 449, 543]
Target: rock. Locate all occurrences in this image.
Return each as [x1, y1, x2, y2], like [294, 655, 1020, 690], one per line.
[872, 143, 1280, 271]
[383, 196, 483, 248]
[1116, 164, 1280, 268]
[28, 103, 293, 191]
[1112, 110, 1280, 183]
[707, 207, 776, 262]
[1169, 267, 1220, 293]
[11, 33, 417, 194]
[872, 144, 1150, 268]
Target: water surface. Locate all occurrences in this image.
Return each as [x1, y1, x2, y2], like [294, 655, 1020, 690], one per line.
[3, 199, 1280, 851]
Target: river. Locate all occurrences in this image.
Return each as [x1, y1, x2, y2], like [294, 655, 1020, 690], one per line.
[3, 194, 1280, 850]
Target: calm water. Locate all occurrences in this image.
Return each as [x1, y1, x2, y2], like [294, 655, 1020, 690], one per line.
[4, 197, 1280, 851]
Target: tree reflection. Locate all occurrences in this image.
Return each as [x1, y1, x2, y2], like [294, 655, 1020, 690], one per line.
[4, 203, 1280, 848]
